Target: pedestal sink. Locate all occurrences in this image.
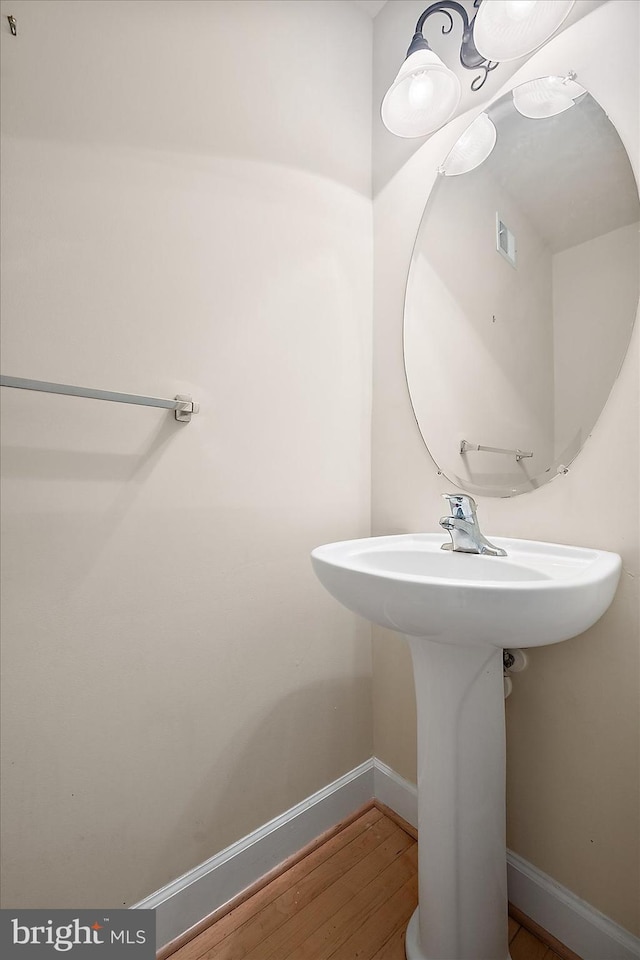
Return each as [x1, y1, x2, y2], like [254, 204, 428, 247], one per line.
[311, 533, 621, 960]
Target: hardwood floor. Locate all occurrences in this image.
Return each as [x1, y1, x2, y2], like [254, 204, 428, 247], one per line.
[167, 805, 581, 960]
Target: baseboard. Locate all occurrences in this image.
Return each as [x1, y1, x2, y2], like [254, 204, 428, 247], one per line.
[131, 759, 374, 950]
[507, 851, 640, 960]
[371, 761, 639, 960]
[372, 757, 418, 828]
[133, 757, 639, 960]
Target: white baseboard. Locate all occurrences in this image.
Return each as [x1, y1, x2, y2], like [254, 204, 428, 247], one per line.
[134, 757, 639, 960]
[372, 759, 639, 959]
[132, 759, 374, 950]
[372, 757, 418, 828]
[507, 851, 640, 960]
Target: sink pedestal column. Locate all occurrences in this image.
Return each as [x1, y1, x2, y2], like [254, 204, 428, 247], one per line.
[404, 637, 511, 960]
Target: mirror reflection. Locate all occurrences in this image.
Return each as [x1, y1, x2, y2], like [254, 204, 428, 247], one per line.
[404, 78, 640, 497]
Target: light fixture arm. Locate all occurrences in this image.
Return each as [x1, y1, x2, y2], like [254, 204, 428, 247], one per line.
[409, 0, 499, 91]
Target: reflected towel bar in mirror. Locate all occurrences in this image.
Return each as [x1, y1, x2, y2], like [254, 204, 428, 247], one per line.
[0, 375, 199, 422]
[460, 440, 533, 462]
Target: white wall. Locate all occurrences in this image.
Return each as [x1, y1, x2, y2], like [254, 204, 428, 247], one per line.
[0, 0, 373, 910]
[372, 0, 639, 936]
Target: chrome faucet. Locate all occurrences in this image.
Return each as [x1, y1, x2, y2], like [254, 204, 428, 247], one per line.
[440, 494, 507, 557]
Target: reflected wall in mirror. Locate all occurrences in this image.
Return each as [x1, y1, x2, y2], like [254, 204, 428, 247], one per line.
[404, 78, 640, 497]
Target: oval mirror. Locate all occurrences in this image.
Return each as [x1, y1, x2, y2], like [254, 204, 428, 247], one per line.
[404, 78, 640, 497]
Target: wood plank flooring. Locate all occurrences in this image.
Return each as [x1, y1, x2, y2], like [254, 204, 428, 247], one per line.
[167, 805, 581, 960]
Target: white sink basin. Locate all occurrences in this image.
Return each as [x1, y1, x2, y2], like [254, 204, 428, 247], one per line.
[311, 533, 621, 647]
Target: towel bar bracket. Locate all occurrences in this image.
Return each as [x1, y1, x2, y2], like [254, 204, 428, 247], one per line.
[174, 395, 199, 422]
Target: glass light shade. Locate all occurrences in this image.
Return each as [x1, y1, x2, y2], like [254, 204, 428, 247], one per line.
[513, 75, 585, 118]
[381, 49, 461, 138]
[473, 0, 576, 62]
[441, 113, 497, 176]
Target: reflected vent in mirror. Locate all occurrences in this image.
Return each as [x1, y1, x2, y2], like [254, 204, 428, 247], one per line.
[496, 215, 516, 267]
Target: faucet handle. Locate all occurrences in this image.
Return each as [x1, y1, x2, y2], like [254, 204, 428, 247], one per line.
[442, 493, 478, 522]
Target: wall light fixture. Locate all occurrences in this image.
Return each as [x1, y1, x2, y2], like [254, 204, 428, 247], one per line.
[512, 72, 585, 118]
[381, 0, 576, 138]
[439, 111, 497, 175]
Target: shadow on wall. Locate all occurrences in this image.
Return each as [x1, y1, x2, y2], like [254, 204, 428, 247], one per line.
[0, 0, 372, 198]
[0, 422, 174, 482]
[148, 675, 373, 899]
[0, 414, 177, 593]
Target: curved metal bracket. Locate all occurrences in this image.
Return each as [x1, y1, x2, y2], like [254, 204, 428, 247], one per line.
[412, 1, 499, 93]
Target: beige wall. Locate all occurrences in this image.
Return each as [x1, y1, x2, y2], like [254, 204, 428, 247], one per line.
[0, 0, 373, 909]
[372, 0, 639, 936]
[553, 221, 640, 460]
